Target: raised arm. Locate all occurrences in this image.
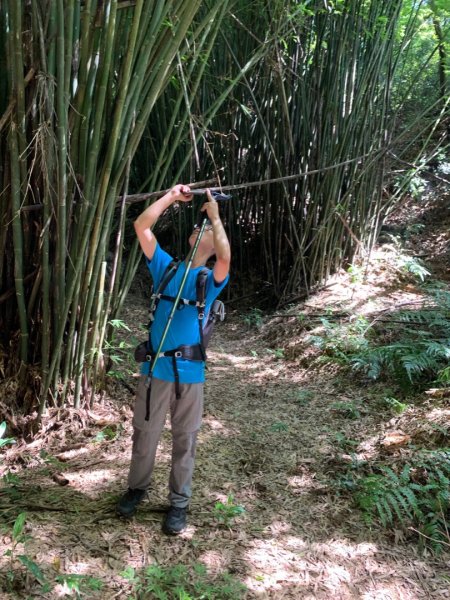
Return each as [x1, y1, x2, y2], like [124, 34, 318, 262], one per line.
[134, 184, 193, 259]
[203, 190, 231, 283]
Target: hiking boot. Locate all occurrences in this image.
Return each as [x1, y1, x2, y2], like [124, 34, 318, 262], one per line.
[116, 488, 146, 518]
[162, 506, 188, 535]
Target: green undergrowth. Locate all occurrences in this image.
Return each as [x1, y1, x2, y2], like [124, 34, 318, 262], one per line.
[307, 279, 450, 393]
[301, 253, 450, 553]
[121, 563, 247, 600]
[1, 512, 104, 597]
[0, 512, 246, 599]
[337, 449, 450, 554]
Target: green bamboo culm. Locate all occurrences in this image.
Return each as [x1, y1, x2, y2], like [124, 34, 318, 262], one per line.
[0, 0, 222, 416]
[6, 1, 28, 383]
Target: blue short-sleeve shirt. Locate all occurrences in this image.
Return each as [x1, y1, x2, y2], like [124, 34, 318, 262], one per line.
[140, 243, 229, 383]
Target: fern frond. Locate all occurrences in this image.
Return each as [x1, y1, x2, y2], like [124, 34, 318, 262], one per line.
[400, 464, 412, 484]
[385, 492, 407, 525]
[432, 468, 450, 487]
[401, 353, 437, 381]
[425, 341, 450, 359]
[397, 486, 422, 518]
[382, 466, 401, 484]
[376, 497, 392, 528]
[392, 489, 415, 521]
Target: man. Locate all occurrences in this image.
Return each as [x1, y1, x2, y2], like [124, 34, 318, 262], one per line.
[117, 184, 231, 535]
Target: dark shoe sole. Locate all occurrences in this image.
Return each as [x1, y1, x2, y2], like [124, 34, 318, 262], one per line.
[116, 506, 138, 519]
[162, 523, 186, 536]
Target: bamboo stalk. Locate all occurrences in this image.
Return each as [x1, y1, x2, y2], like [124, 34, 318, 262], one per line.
[55, 0, 67, 333]
[8, 124, 28, 380]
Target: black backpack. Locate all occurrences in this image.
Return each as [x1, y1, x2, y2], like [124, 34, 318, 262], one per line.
[134, 260, 226, 367]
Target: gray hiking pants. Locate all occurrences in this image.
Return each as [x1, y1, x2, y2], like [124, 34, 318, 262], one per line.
[127, 376, 204, 508]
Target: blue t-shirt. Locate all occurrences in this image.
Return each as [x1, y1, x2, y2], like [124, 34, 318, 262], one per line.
[140, 243, 229, 383]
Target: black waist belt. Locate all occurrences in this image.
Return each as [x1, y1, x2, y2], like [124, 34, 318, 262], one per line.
[145, 344, 206, 363]
[144, 343, 206, 420]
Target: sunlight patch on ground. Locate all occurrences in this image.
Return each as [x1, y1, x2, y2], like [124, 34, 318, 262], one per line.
[423, 407, 450, 424]
[208, 350, 257, 367]
[314, 540, 378, 559]
[264, 520, 292, 537]
[209, 350, 286, 383]
[54, 447, 91, 460]
[65, 468, 117, 492]
[242, 537, 407, 597]
[361, 587, 420, 600]
[199, 550, 228, 572]
[287, 472, 318, 493]
[302, 246, 427, 317]
[244, 538, 309, 593]
[202, 416, 235, 437]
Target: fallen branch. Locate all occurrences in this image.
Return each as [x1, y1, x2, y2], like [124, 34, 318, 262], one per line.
[409, 527, 450, 548]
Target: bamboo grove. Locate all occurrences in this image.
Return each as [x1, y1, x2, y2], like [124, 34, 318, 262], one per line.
[0, 0, 233, 413]
[0, 0, 448, 417]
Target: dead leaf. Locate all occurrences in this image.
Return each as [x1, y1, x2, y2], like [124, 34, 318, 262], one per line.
[381, 430, 411, 449]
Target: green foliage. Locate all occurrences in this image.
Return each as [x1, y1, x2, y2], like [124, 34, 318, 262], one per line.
[243, 308, 264, 328]
[383, 236, 431, 282]
[308, 316, 371, 362]
[12, 512, 27, 543]
[3, 513, 35, 592]
[396, 255, 431, 282]
[0, 421, 15, 448]
[39, 450, 67, 470]
[352, 286, 450, 388]
[93, 424, 123, 443]
[392, 0, 448, 112]
[347, 264, 365, 284]
[265, 348, 285, 359]
[270, 421, 289, 432]
[333, 432, 359, 453]
[55, 573, 104, 595]
[380, 396, 408, 414]
[351, 340, 450, 388]
[17, 555, 49, 589]
[105, 319, 136, 381]
[355, 450, 450, 552]
[394, 171, 427, 200]
[310, 282, 450, 390]
[1, 472, 22, 503]
[123, 562, 246, 599]
[292, 389, 314, 406]
[213, 495, 246, 527]
[437, 365, 450, 384]
[330, 401, 361, 420]
[2, 513, 103, 595]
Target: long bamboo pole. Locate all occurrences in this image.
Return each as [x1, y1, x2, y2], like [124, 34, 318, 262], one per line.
[55, 0, 68, 333]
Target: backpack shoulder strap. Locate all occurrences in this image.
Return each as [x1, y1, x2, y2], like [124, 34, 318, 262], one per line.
[195, 268, 209, 359]
[196, 268, 209, 312]
[149, 260, 179, 323]
[158, 260, 179, 294]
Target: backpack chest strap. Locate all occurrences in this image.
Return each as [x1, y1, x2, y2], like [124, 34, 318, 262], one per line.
[154, 293, 205, 308]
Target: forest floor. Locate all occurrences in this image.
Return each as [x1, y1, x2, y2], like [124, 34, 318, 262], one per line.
[0, 179, 449, 599]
